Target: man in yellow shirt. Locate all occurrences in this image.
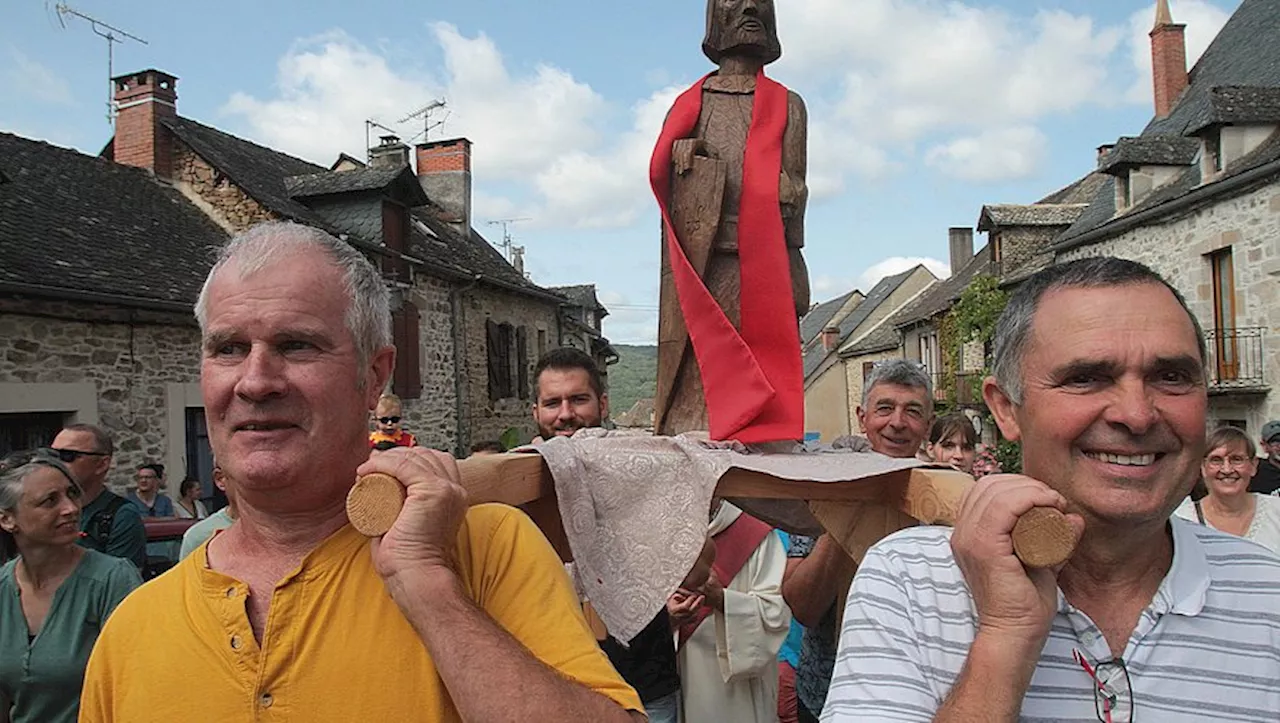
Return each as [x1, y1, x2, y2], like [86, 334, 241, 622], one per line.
[80, 221, 643, 722]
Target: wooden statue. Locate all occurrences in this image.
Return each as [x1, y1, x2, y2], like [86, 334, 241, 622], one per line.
[652, 0, 809, 443]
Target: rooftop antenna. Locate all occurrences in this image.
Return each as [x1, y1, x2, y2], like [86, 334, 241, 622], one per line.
[486, 218, 531, 265]
[364, 119, 398, 162]
[399, 99, 449, 144]
[53, 2, 148, 124]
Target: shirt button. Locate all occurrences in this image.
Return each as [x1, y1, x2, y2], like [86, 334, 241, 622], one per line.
[230, 635, 242, 650]
[260, 692, 274, 708]
[225, 587, 236, 598]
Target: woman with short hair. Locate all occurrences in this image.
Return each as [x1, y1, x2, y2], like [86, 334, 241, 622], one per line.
[1175, 427, 1280, 555]
[0, 449, 142, 723]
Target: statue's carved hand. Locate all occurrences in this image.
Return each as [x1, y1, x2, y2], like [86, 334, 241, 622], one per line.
[672, 138, 715, 176]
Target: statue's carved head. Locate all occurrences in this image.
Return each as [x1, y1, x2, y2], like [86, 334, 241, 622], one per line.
[703, 0, 782, 66]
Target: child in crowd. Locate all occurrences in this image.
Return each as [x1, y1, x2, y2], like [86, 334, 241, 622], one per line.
[368, 394, 416, 449]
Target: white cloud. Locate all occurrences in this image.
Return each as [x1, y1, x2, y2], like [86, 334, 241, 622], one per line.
[925, 126, 1048, 182]
[1123, 1, 1232, 105]
[5, 49, 73, 106]
[856, 257, 949, 292]
[598, 289, 659, 345]
[772, 1, 1124, 185]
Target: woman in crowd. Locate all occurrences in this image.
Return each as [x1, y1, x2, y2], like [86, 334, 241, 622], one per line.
[1175, 426, 1280, 554]
[0, 449, 142, 723]
[925, 413, 978, 475]
[173, 477, 208, 520]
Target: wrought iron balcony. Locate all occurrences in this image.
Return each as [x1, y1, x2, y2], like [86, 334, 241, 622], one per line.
[1205, 327, 1268, 393]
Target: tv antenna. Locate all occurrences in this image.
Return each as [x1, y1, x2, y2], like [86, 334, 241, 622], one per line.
[486, 218, 531, 265]
[53, 2, 148, 124]
[364, 119, 398, 162]
[399, 99, 449, 144]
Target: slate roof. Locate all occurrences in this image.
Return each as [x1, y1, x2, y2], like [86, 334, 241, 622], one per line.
[285, 166, 416, 199]
[799, 290, 859, 345]
[804, 267, 918, 379]
[161, 116, 328, 227]
[1097, 135, 1200, 173]
[1188, 85, 1280, 134]
[1059, 0, 1280, 247]
[550, 284, 606, 312]
[893, 244, 994, 328]
[977, 204, 1088, 230]
[1037, 172, 1107, 204]
[842, 322, 901, 357]
[157, 116, 559, 301]
[0, 132, 227, 307]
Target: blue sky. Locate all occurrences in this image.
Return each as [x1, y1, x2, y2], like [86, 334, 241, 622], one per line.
[1, 0, 1237, 344]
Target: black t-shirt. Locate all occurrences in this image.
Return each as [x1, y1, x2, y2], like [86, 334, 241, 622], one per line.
[599, 609, 679, 704]
[1249, 459, 1280, 495]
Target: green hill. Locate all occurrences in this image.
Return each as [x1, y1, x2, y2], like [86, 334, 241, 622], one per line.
[607, 344, 657, 414]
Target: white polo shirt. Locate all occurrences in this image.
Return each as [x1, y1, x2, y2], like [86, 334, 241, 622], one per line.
[824, 518, 1280, 722]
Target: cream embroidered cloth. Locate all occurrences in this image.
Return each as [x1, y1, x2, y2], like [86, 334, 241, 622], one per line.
[532, 430, 922, 643]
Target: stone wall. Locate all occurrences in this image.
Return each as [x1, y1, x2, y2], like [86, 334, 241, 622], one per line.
[171, 141, 277, 232]
[1058, 179, 1280, 434]
[999, 226, 1063, 278]
[0, 305, 201, 494]
[396, 273, 460, 452]
[460, 285, 561, 446]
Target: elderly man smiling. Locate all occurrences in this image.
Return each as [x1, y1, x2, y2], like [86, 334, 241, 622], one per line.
[823, 257, 1280, 721]
[79, 222, 643, 722]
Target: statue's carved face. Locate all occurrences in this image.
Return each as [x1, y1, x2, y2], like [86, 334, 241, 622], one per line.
[703, 0, 782, 66]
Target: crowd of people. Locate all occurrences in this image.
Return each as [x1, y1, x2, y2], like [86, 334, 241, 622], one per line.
[1, 221, 1279, 722]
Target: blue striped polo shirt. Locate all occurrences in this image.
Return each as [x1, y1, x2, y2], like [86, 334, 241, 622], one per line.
[823, 518, 1280, 721]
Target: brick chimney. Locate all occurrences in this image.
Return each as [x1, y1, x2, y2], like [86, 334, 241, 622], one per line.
[948, 227, 974, 279]
[111, 69, 178, 178]
[821, 326, 840, 352]
[369, 134, 410, 169]
[1150, 0, 1188, 118]
[415, 138, 472, 235]
[1096, 143, 1116, 168]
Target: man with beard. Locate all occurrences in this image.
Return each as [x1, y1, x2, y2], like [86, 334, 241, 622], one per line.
[531, 348, 683, 723]
[651, 0, 809, 443]
[782, 359, 933, 722]
[823, 258, 1280, 721]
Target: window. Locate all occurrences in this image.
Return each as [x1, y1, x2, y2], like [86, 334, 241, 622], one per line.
[1210, 248, 1238, 381]
[1206, 129, 1223, 174]
[516, 326, 529, 400]
[1116, 174, 1132, 210]
[0, 411, 66, 457]
[183, 409, 218, 506]
[381, 201, 410, 282]
[486, 319, 516, 402]
[537, 329, 547, 357]
[392, 301, 423, 399]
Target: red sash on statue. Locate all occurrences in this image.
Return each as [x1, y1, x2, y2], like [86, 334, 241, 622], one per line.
[649, 70, 804, 444]
[677, 513, 773, 648]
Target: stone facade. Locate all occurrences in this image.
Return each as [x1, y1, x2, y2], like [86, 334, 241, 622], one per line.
[172, 141, 278, 233]
[0, 298, 202, 495]
[1058, 179, 1280, 434]
[395, 274, 459, 451]
[459, 286, 561, 445]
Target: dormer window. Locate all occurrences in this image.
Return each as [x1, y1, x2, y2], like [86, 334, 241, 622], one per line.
[1205, 128, 1224, 173]
[1116, 174, 1132, 210]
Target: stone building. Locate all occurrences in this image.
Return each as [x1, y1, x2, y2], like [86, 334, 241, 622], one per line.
[1, 66, 612, 497]
[801, 265, 936, 441]
[549, 284, 620, 379]
[1054, 0, 1280, 435]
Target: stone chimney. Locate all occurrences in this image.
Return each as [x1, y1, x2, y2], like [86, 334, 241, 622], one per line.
[1096, 143, 1116, 168]
[948, 227, 974, 278]
[512, 246, 526, 277]
[1150, 0, 1188, 118]
[415, 138, 473, 234]
[111, 69, 178, 178]
[821, 326, 840, 352]
[369, 135, 410, 169]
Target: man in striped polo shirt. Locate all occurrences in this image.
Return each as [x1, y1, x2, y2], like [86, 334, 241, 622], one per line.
[825, 257, 1280, 722]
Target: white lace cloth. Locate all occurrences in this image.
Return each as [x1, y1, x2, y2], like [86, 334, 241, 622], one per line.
[532, 430, 922, 643]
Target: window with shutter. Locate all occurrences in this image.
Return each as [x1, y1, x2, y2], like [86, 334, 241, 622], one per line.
[487, 319, 504, 403]
[517, 326, 529, 400]
[391, 302, 422, 399]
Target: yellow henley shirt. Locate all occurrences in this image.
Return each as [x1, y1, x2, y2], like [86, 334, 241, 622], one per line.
[79, 503, 642, 722]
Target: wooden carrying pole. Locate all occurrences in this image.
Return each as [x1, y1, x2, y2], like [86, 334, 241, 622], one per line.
[375, 452, 1077, 568]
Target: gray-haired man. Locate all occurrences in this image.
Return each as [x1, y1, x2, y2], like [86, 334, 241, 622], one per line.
[782, 359, 933, 722]
[824, 257, 1280, 721]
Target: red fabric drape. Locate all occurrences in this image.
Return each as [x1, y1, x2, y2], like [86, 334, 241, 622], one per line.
[650, 70, 803, 444]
